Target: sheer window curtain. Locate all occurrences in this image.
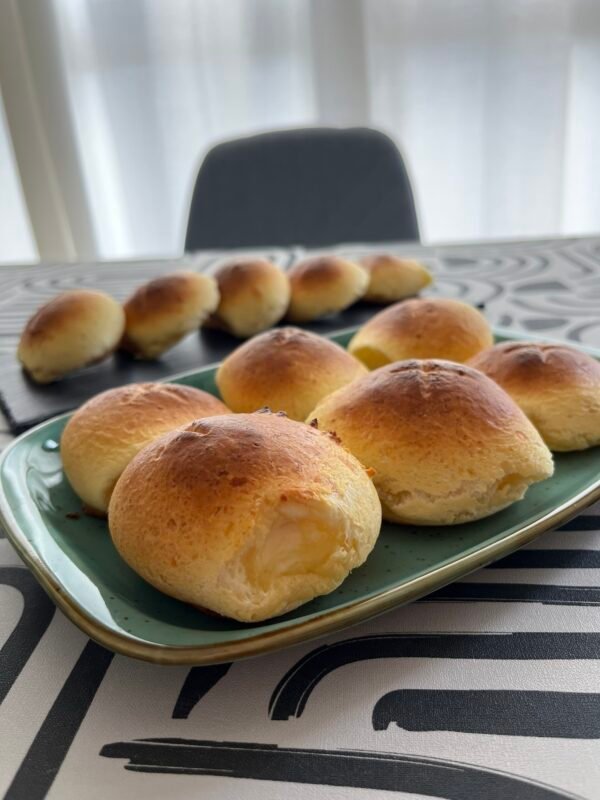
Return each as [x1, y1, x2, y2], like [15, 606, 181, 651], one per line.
[2, 0, 600, 262]
[53, 0, 316, 259]
[363, 0, 600, 243]
[0, 92, 37, 263]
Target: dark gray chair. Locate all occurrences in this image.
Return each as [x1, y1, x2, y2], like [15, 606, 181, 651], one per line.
[185, 127, 419, 250]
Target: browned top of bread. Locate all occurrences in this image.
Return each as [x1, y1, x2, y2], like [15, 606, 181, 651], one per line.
[219, 326, 364, 386]
[215, 327, 367, 420]
[69, 382, 229, 422]
[213, 259, 282, 297]
[109, 411, 365, 556]
[348, 297, 492, 366]
[288, 256, 358, 288]
[469, 342, 600, 390]
[61, 382, 229, 513]
[123, 271, 206, 323]
[310, 359, 523, 442]
[360, 254, 419, 272]
[151, 412, 351, 498]
[19, 290, 115, 345]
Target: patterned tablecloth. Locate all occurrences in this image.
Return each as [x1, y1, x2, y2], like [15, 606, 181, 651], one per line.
[1, 236, 600, 800]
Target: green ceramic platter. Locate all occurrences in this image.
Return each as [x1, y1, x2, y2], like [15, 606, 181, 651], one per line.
[1, 327, 599, 665]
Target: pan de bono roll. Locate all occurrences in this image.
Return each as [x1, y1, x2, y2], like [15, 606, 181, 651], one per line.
[121, 271, 219, 358]
[287, 256, 369, 322]
[61, 382, 229, 515]
[361, 254, 433, 303]
[205, 258, 290, 338]
[216, 327, 367, 421]
[108, 411, 382, 622]
[348, 297, 493, 369]
[308, 360, 553, 525]
[18, 290, 125, 383]
[468, 342, 600, 451]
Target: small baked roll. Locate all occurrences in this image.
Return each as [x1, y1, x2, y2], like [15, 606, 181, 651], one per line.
[469, 342, 600, 452]
[17, 290, 125, 383]
[122, 271, 219, 358]
[287, 256, 369, 322]
[61, 382, 229, 514]
[206, 259, 290, 338]
[308, 360, 553, 525]
[361, 254, 433, 303]
[348, 297, 493, 369]
[109, 411, 381, 622]
[216, 327, 367, 421]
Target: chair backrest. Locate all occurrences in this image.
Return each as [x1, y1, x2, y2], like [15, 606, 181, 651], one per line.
[184, 127, 419, 251]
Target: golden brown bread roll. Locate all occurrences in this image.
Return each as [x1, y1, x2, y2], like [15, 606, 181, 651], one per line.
[287, 256, 369, 322]
[17, 290, 125, 383]
[206, 258, 290, 338]
[122, 271, 219, 358]
[308, 360, 553, 525]
[348, 297, 493, 369]
[468, 341, 600, 451]
[108, 411, 382, 622]
[361, 254, 433, 303]
[61, 382, 229, 514]
[216, 327, 367, 421]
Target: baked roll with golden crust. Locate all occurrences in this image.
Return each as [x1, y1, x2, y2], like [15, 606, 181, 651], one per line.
[361, 254, 433, 303]
[286, 256, 368, 322]
[18, 290, 125, 383]
[109, 411, 382, 622]
[206, 258, 290, 338]
[216, 327, 367, 421]
[122, 271, 219, 358]
[308, 360, 553, 525]
[348, 297, 493, 369]
[61, 382, 229, 514]
[469, 341, 600, 451]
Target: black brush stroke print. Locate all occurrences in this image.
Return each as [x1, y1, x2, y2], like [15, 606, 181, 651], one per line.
[99, 738, 581, 800]
[372, 690, 600, 737]
[6, 641, 113, 800]
[422, 584, 600, 605]
[0, 567, 56, 705]
[269, 633, 600, 720]
[172, 664, 232, 719]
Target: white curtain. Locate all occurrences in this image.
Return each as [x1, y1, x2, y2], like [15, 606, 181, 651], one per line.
[52, 0, 317, 259]
[363, 0, 600, 243]
[4, 0, 600, 260]
[0, 91, 37, 263]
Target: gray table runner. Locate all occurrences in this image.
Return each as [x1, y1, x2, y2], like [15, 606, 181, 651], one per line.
[1, 236, 599, 799]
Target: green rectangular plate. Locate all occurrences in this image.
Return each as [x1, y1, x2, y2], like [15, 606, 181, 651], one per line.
[1, 328, 599, 665]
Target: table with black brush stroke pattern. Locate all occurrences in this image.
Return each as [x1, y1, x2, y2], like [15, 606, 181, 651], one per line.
[0, 236, 599, 800]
